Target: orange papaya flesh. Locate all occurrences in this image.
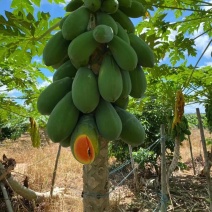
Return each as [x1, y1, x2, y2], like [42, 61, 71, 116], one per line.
[73, 135, 95, 164]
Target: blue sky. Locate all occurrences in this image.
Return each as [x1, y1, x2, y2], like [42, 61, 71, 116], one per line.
[0, 0, 211, 113]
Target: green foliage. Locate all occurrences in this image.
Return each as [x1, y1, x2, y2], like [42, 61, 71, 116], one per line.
[108, 140, 130, 162]
[132, 148, 157, 167]
[185, 114, 208, 128]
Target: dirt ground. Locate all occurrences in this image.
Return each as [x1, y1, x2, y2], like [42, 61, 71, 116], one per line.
[0, 128, 212, 211]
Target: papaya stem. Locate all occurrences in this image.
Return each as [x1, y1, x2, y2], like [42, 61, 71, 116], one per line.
[35, 21, 60, 42]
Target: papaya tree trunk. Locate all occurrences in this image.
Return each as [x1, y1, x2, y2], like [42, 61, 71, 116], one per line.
[83, 137, 109, 212]
[168, 137, 180, 178]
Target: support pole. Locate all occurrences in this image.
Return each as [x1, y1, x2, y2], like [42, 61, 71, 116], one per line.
[128, 145, 139, 191]
[188, 135, 196, 175]
[160, 124, 168, 212]
[196, 108, 212, 211]
[50, 144, 61, 197]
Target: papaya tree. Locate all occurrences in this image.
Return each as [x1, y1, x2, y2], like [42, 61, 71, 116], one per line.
[1, 0, 212, 211]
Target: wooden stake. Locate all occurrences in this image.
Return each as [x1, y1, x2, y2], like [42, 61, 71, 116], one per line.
[196, 108, 212, 211]
[50, 144, 61, 197]
[160, 124, 168, 212]
[128, 145, 139, 191]
[188, 135, 196, 175]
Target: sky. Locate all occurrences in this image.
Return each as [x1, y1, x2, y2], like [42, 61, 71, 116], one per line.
[0, 0, 211, 113]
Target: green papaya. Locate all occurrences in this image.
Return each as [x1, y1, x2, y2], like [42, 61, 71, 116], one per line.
[68, 30, 99, 68]
[95, 99, 122, 140]
[53, 60, 77, 82]
[96, 12, 118, 35]
[59, 15, 68, 29]
[70, 115, 100, 164]
[60, 135, 71, 147]
[111, 10, 135, 33]
[128, 33, 155, 68]
[84, 0, 101, 12]
[120, 0, 145, 18]
[120, 69, 132, 98]
[47, 91, 79, 143]
[37, 77, 72, 115]
[51, 56, 69, 69]
[72, 67, 100, 113]
[101, 0, 119, 14]
[113, 96, 129, 109]
[116, 22, 130, 44]
[115, 106, 145, 146]
[65, 0, 83, 12]
[118, 0, 132, 7]
[98, 54, 123, 102]
[93, 25, 114, 43]
[62, 6, 90, 40]
[108, 35, 138, 71]
[43, 31, 70, 66]
[129, 66, 147, 98]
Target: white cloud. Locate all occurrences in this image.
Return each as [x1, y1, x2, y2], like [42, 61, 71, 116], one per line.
[191, 23, 212, 59]
[205, 61, 212, 66]
[0, 85, 7, 92]
[37, 76, 52, 89]
[202, 0, 212, 10]
[185, 103, 205, 114]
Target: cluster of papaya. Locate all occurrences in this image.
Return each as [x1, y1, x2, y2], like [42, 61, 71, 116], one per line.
[37, 0, 155, 164]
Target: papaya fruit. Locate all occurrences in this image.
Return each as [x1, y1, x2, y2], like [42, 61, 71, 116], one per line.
[65, 0, 83, 12]
[111, 10, 135, 33]
[53, 60, 77, 82]
[93, 25, 114, 43]
[59, 15, 68, 29]
[43, 31, 70, 66]
[98, 54, 123, 102]
[70, 115, 100, 164]
[51, 56, 69, 69]
[95, 99, 122, 140]
[129, 65, 147, 98]
[128, 33, 155, 68]
[115, 106, 145, 146]
[101, 0, 119, 14]
[114, 96, 129, 109]
[68, 30, 99, 68]
[120, 0, 145, 18]
[84, 0, 101, 12]
[72, 67, 100, 113]
[62, 6, 90, 40]
[118, 0, 132, 7]
[96, 12, 118, 35]
[47, 91, 80, 143]
[116, 22, 130, 44]
[37, 77, 72, 115]
[60, 135, 71, 147]
[120, 69, 132, 98]
[108, 35, 137, 71]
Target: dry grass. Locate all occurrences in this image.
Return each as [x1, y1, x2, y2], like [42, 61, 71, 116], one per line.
[0, 133, 83, 211]
[0, 128, 212, 211]
[180, 128, 212, 163]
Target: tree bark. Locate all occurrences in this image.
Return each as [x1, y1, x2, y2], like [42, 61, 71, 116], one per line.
[83, 137, 109, 212]
[168, 136, 180, 178]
